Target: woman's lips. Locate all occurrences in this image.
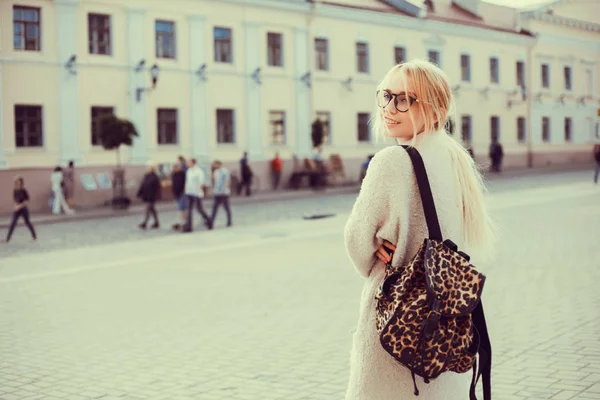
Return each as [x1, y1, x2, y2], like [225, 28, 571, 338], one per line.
[385, 117, 400, 125]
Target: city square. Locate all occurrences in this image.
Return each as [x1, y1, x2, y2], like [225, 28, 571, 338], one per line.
[1, 170, 599, 400]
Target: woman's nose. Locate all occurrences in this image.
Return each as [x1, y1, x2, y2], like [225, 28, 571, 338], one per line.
[385, 102, 398, 115]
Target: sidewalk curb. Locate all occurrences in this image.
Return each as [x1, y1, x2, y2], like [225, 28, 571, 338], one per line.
[0, 185, 360, 229]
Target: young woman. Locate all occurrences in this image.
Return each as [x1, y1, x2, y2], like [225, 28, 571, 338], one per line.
[51, 166, 75, 215]
[5, 177, 37, 242]
[344, 59, 495, 399]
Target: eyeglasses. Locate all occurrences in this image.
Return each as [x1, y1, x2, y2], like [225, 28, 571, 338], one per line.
[376, 90, 419, 113]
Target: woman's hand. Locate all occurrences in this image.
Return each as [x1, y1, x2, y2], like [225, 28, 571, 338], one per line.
[375, 240, 396, 264]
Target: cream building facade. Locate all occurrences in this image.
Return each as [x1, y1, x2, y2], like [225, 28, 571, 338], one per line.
[0, 0, 599, 212]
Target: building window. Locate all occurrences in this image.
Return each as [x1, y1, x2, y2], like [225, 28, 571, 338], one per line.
[357, 113, 370, 142]
[315, 38, 329, 71]
[490, 57, 499, 84]
[428, 50, 440, 66]
[460, 54, 471, 82]
[356, 42, 369, 73]
[15, 105, 43, 147]
[542, 117, 551, 142]
[564, 67, 572, 91]
[316, 111, 331, 144]
[267, 32, 283, 67]
[88, 14, 111, 55]
[13, 6, 40, 51]
[91, 106, 114, 146]
[541, 64, 550, 89]
[461, 115, 472, 144]
[217, 109, 235, 144]
[491, 116, 500, 142]
[394, 46, 406, 65]
[269, 111, 285, 145]
[157, 108, 178, 145]
[564, 117, 572, 142]
[516, 61, 525, 88]
[214, 27, 232, 63]
[517, 117, 526, 144]
[155, 20, 175, 59]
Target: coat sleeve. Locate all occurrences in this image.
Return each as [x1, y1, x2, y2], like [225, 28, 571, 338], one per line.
[344, 147, 411, 277]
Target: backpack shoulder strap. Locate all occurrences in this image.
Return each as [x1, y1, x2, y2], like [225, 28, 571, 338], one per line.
[400, 145, 443, 241]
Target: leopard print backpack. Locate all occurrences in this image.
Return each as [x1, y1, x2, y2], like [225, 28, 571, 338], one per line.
[375, 145, 492, 400]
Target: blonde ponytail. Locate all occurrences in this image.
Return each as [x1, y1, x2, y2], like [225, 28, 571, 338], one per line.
[442, 133, 496, 257]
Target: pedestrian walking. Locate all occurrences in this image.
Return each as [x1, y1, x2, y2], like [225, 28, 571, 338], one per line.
[237, 152, 253, 196]
[488, 139, 504, 173]
[63, 160, 75, 209]
[271, 152, 283, 190]
[4, 176, 37, 243]
[593, 144, 600, 184]
[171, 163, 187, 230]
[182, 159, 212, 232]
[51, 166, 74, 215]
[344, 59, 495, 399]
[136, 162, 161, 229]
[209, 160, 232, 228]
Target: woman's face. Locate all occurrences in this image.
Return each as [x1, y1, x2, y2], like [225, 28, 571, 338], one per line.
[378, 71, 425, 140]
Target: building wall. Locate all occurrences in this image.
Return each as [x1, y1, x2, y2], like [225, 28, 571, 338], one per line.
[0, 0, 598, 213]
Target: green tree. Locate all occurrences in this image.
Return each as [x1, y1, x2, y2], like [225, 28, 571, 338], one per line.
[97, 114, 139, 209]
[98, 114, 138, 167]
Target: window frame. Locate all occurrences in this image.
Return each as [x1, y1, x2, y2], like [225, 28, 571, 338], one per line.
[542, 116, 551, 142]
[216, 109, 235, 144]
[315, 38, 329, 71]
[13, 5, 41, 51]
[267, 32, 283, 67]
[460, 54, 471, 82]
[490, 57, 500, 84]
[88, 13, 111, 55]
[157, 108, 178, 145]
[214, 27, 233, 64]
[357, 113, 371, 143]
[14, 105, 43, 148]
[356, 42, 369, 74]
[90, 106, 114, 146]
[155, 20, 176, 59]
[517, 117, 526, 144]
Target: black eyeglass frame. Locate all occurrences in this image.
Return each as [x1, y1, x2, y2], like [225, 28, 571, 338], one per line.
[376, 89, 419, 113]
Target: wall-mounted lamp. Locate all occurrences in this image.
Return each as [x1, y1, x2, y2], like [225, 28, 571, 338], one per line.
[195, 64, 207, 81]
[135, 59, 146, 72]
[342, 77, 353, 92]
[556, 93, 567, 106]
[251, 67, 262, 85]
[65, 54, 77, 75]
[300, 72, 311, 88]
[451, 84, 460, 93]
[479, 86, 490, 98]
[150, 64, 159, 88]
[136, 63, 160, 103]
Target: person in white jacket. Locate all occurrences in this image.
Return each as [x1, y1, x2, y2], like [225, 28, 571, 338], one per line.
[182, 158, 211, 232]
[344, 59, 495, 400]
[51, 166, 75, 215]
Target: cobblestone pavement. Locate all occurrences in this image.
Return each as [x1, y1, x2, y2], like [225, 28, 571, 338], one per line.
[0, 171, 599, 399]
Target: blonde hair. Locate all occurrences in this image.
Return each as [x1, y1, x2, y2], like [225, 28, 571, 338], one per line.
[373, 59, 496, 255]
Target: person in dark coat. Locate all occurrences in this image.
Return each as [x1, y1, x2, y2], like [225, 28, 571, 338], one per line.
[489, 139, 504, 173]
[171, 163, 187, 230]
[137, 163, 161, 229]
[237, 152, 253, 196]
[4, 176, 37, 242]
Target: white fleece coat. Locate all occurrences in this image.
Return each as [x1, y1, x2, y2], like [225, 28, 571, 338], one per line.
[344, 131, 471, 400]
